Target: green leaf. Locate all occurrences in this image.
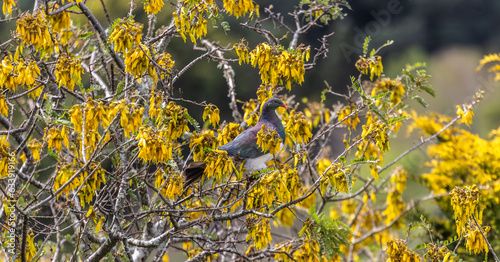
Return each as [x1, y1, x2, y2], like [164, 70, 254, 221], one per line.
[371, 91, 390, 100]
[411, 95, 429, 108]
[350, 157, 366, 164]
[184, 112, 200, 132]
[388, 115, 407, 125]
[419, 85, 435, 97]
[47, 148, 59, 161]
[362, 36, 371, 57]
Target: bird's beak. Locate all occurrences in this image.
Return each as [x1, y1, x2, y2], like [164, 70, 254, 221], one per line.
[282, 104, 287, 109]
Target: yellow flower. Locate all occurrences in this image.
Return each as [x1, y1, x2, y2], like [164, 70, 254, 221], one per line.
[0, 56, 19, 91]
[55, 53, 83, 91]
[223, 0, 259, 18]
[293, 237, 321, 262]
[386, 239, 420, 262]
[144, 0, 164, 14]
[256, 124, 282, 155]
[27, 139, 42, 162]
[108, 18, 143, 53]
[173, 2, 214, 43]
[155, 169, 183, 200]
[203, 104, 220, 128]
[242, 99, 259, 126]
[46, 4, 71, 32]
[16, 12, 53, 51]
[203, 150, 235, 185]
[44, 126, 69, 153]
[450, 185, 480, 236]
[0, 95, 8, 116]
[371, 78, 405, 106]
[246, 218, 272, 250]
[234, 40, 250, 65]
[337, 105, 360, 130]
[2, 0, 16, 16]
[456, 105, 473, 126]
[465, 222, 490, 255]
[136, 125, 174, 163]
[217, 122, 243, 146]
[317, 159, 353, 193]
[285, 109, 313, 146]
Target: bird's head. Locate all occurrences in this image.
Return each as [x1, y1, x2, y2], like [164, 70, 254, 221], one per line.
[263, 97, 287, 111]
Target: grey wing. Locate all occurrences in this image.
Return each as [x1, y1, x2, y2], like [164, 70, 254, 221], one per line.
[219, 128, 265, 159]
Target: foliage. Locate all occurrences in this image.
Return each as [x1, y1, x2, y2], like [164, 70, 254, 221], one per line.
[0, 0, 499, 261]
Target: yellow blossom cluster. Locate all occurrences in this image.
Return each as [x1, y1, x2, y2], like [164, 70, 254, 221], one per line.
[16, 11, 52, 51]
[372, 78, 405, 106]
[156, 52, 175, 80]
[45, 4, 71, 32]
[217, 122, 243, 146]
[0, 136, 15, 178]
[2, 0, 15, 16]
[355, 55, 383, 80]
[223, 0, 259, 18]
[355, 115, 384, 179]
[138, 103, 188, 162]
[0, 56, 40, 93]
[0, 95, 8, 116]
[137, 126, 174, 163]
[408, 111, 454, 141]
[53, 163, 106, 208]
[79, 164, 106, 206]
[465, 221, 490, 255]
[108, 18, 143, 54]
[246, 218, 272, 250]
[450, 185, 480, 236]
[293, 237, 321, 262]
[361, 118, 389, 153]
[424, 244, 457, 262]
[382, 168, 407, 225]
[235, 42, 310, 90]
[144, 0, 165, 14]
[190, 130, 218, 161]
[44, 4, 74, 46]
[256, 84, 275, 105]
[154, 169, 183, 200]
[242, 98, 259, 126]
[276, 208, 294, 227]
[477, 53, 500, 81]
[27, 139, 42, 163]
[125, 44, 156, 82]
[386, 239, 420, 262]
[247, 167, 301, 210]
[285, 110, 313, 146]
[69, 99, 142, 157]
[55, 53, 83, 91]
[317, 159, 353, 193]
[337, 105, 360, 130]
[256, 125, 282, 155]
[203, 104, 220, 127]
[456, 104, 474, 126]
[173, 0, 215, 43]
[44, 126, 70, 154]
[203, 150, 235, 185]
[61, 0, 84, 3]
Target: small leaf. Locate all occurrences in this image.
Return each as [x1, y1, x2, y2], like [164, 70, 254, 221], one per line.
[411, 95, 429, 108]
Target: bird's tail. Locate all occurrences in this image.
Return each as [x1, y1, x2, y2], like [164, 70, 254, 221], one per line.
[182, 161, 206, 188]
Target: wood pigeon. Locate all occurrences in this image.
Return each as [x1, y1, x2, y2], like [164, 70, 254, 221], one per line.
[183, 97, 287, 187]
